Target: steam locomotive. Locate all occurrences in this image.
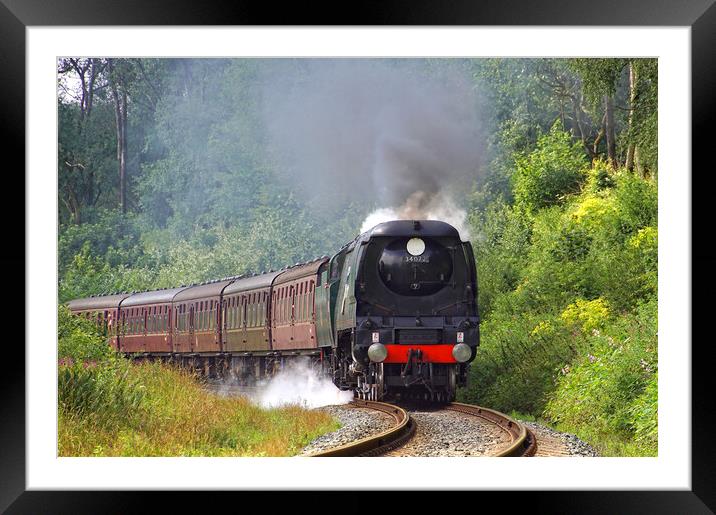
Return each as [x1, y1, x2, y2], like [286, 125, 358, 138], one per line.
[68, 220, 480, 401]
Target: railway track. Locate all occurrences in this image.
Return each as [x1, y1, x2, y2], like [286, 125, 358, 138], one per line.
[308, 400, 535, 457]
[443, 402, 536, 457]
[306, 399, 416, 457]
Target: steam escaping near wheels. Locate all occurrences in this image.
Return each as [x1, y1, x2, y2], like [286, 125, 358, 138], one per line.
[239, 358, 354, 409]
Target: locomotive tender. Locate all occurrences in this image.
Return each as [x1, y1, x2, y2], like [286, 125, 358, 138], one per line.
[68, 220, 479, 401]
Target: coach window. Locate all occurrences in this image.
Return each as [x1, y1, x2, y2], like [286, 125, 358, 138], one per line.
[282, 289, 287, 324]
[291, 286, 296, 322]
[305, 282, 310, 320]
[277, 289, 282, 325]
[303, 283, 308, 322]
[261, 292, 267, 325]
[240, 297, 244, 327]
[299, 285, 303, 322]
[284, 288, 288, 323]
[277, 290, 281, 324]
[252, 294, 258, 327]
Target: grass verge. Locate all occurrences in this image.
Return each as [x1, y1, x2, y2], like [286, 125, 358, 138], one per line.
[59, 360, 340, 457]
[58, 305, 340, 456]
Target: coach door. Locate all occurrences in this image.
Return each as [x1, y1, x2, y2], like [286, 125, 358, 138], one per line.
[189, 304, 195, 352]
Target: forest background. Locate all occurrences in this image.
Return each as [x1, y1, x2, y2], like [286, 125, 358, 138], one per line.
[57, 58, 658, 456]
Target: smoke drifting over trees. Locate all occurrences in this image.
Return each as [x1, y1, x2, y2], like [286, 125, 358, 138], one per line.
[263, 60, 484, 225]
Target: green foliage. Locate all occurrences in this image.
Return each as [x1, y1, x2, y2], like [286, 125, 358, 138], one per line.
[545, 299, 657, 456]
[464, 166, 657, 456]
[568, 58, 627, 107]
[58, 304, 114, 362]
[58, 305, 147, 426]
[59, 243, 157, 302]
[513, 122, 588, 212]
[560, 297, 610, 333]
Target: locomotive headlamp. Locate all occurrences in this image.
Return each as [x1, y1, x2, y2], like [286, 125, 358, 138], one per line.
[406, 237, 426, 256]
[368, 343, 388, 363]
[452, 343, 471, 363]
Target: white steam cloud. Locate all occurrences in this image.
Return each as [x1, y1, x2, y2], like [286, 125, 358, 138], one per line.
[252, 359, 353, 409]
[359, 190, 471, 241]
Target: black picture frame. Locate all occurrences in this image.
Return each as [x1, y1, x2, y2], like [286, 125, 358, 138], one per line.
[4, 1, 713, 512]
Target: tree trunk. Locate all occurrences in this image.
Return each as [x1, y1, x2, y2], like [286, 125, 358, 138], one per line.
[109, 59, 127, 213]
[604, 94, 617, 168]
[593, 112, 606, 157]
[572, 93, 595, 160]
[625, 62, 637, 172]
[86, 58, 97, 116]
[634, 146, 644, 177]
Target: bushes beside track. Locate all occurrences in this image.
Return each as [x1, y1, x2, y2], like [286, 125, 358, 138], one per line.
[57, 306, 339, 456]
[460, 138, 659, 456]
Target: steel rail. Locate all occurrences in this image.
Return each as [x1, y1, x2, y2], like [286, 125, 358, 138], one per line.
[306, 399, 415, 457]
[445, 402, 536, 457]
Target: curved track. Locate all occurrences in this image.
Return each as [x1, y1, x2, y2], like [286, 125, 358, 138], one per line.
[306, 399, 416, 457]
[308, 400, 535, 457]
[443, 402, 536, 457]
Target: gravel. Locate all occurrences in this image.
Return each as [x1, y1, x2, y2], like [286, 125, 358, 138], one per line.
[520, 420, 600, 457]
[383, 407, 512, 456]
[299, 404, 396, 455]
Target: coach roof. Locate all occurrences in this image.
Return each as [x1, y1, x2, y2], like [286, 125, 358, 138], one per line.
[173, 279, 236, 302]
[67, 293, 133, 311]
[121, 287, 188, 307]
[223, 270, 284, 296]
